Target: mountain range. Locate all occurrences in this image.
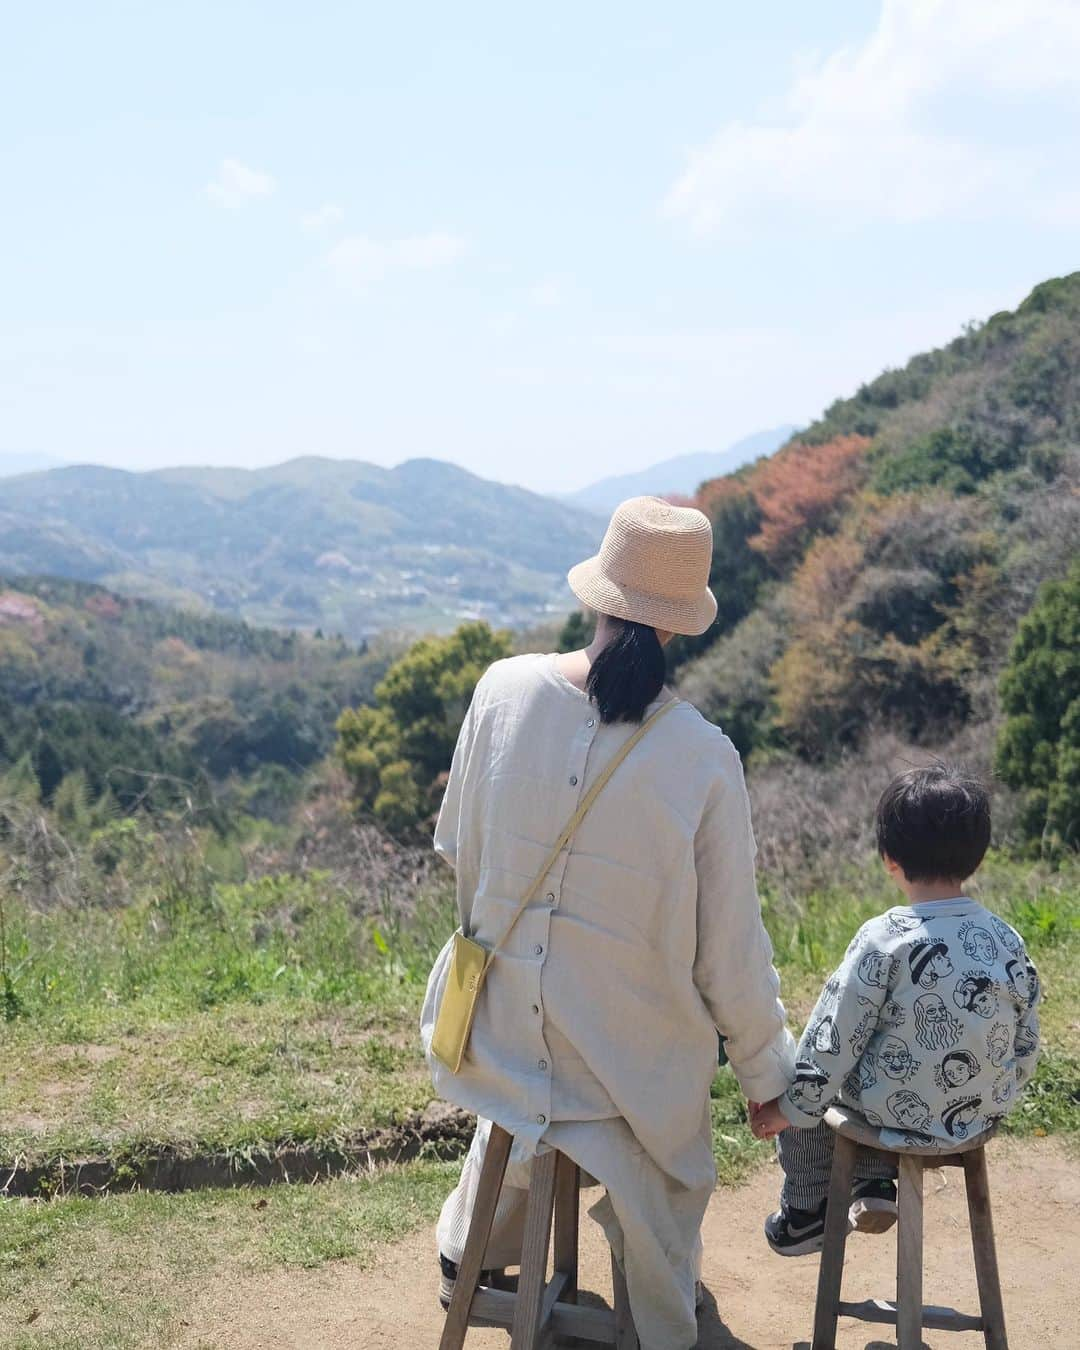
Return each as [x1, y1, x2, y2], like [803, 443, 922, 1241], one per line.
[0, 456, 602, 639]
[562, 426, 795, 515]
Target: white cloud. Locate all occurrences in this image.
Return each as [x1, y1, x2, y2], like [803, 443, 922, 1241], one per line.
[301, 204, 345, 235]
[326, 232, 466, 291]
[205, 158, 276, 210]
[665, 0, 1080, 234]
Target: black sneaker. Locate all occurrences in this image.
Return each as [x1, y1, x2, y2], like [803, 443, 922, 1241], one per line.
[438, 1253, 511, 1310]
[849, 1178, 898, 1235]
[764, 1199, 829, 1257]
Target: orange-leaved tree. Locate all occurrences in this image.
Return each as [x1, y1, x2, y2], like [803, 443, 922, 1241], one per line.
[747, 434, 871, 571]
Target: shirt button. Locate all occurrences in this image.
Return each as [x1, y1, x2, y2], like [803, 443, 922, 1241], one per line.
[545, 892, 555, 904]
[539, 1059, 548, 1070]
[531, 1004, 540, 1014]
[534, 944, 544, 956]
[537, 1114, 546, 1125]
[586, 718, 595, 728]
[569, 775, 578, 786]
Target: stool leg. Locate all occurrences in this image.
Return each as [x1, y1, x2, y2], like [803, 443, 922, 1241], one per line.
[896, 1155, 924, 1350]
[812, 1131, 859, 1350]
[511, 1149, 559, 1350]
[553, 1152, 579, 1303]
[440, 1123, 514, 1350]
[963, 1148, 1009, 1350]
[611, 1252, 640, 1350]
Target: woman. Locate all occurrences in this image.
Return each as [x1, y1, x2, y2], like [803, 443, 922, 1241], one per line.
[421, 496, 795, 1349]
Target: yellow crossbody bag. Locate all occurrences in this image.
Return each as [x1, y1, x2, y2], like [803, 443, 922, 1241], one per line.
[430, 698, 677, 1073]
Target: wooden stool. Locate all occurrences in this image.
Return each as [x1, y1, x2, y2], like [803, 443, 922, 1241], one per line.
[811, 1104, 1008, 1350]
[439, 1122, 639, 1349]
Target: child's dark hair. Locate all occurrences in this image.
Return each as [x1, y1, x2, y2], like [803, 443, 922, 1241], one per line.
[875, 764, 991, 883]
[586, 618, 666, 723]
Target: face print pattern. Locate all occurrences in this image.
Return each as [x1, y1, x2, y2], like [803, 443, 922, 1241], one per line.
[808, 1013, 841, 1056]
[888, 1089, 933, 1132]
[843, 1059, 876, 1100]
[908, 939, 954, 990]
[942, 1095, 982, 1140]
[913, 993, 964, 1051]
[877, 1035, 921, 1083]
[986, 1023, 1011, 1068]
[881, 998, 907, 1028]
[952, 971, 999, 1020]
[1004, 957, 1037, 1008]
[990, 915, 1021, 955]
[858, 950, 898, 990]
[934, 1050, 980, 1092]
[784, 902, 1039, 1150]
[849, 1006, 880, 1058]
[790, 1059, 830, 1107]
[958, 919, 997, 965]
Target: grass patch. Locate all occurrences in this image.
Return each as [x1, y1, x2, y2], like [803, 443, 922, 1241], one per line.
[1, 854, 1077, 1175]
[0, 875, 444, 1165]
[0, 1158, 459, 1350]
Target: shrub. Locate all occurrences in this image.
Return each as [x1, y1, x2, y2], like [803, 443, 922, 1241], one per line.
[871, 424, 1022, 496]
[336, 621, 511, 834]
[746, 435, 870, 569]
[996, 561, 1080, 850]
[676, 602, 787, 757]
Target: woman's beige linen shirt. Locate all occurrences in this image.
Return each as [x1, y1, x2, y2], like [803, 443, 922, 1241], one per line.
[421, 653, 795, 1192]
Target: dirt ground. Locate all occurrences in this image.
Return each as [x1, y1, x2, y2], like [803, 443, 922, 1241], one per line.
[180, 1138, 1079, 1350]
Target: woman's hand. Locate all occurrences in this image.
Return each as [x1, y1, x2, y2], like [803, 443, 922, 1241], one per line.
[747, 1097, 788, 1140]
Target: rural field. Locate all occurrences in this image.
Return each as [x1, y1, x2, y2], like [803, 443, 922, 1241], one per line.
[2, 838, 1078, 1347]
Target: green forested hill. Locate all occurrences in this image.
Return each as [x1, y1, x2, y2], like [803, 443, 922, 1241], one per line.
[0, 575, 389, 819]
[0, 456, 601, 638]
[675, 272, 1080, 785]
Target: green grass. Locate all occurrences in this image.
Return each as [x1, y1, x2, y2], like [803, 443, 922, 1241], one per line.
[0, 874, 443, 1166]
[1, 852, 1077, 1349]
[2, 855, 1077, 1172]
[0, 1157, 459, 1350]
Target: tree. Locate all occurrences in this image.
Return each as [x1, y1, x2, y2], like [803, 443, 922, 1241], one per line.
[336, 621, 512, 834]
[745, 435, 870, 570]
[695, 480, 768, 631]
[558, 611, 594, 652]
[996, 561, 1080, 849]
[871, 425, 1020, 497]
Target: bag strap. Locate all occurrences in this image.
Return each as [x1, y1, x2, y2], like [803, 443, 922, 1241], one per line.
[481, 696, 679, 968]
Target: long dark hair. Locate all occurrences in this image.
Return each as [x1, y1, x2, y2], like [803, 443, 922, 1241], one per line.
[586, 618, 666, 724]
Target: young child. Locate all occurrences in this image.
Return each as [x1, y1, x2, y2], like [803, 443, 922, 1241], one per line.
[751, 764, 1040, 1256]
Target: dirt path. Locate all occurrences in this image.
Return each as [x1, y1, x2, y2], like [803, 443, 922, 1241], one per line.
[181, 1138, 1078, 1349]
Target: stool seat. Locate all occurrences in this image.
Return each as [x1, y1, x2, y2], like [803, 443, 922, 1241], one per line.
[812, 1107, 1008, 1350]
[825, 1103, 997, 1157]
[439, 1123, 638, 1349]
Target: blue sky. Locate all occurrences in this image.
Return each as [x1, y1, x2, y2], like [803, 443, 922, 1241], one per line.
[2, 1, 1078, 493]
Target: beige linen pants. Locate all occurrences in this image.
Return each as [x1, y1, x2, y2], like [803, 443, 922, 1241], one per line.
[436, 1116, 706, 1350]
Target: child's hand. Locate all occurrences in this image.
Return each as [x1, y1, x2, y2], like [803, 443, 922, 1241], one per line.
[748, 1097, 788, 1140]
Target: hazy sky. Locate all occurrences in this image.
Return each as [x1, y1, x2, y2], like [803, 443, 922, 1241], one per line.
[3, 1, 1079, 493]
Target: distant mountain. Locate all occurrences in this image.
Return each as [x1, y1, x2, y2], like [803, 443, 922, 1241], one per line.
[0, 451, 65, 477]
[0, 456, 601, 638]
[563, 426, 796, 515]
[0, 573, 389, 818]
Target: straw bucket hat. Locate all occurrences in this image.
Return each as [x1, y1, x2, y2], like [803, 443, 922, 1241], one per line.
[568, 496, 717, 637]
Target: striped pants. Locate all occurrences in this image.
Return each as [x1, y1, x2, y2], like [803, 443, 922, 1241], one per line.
[777, 1120, 896, 1210]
